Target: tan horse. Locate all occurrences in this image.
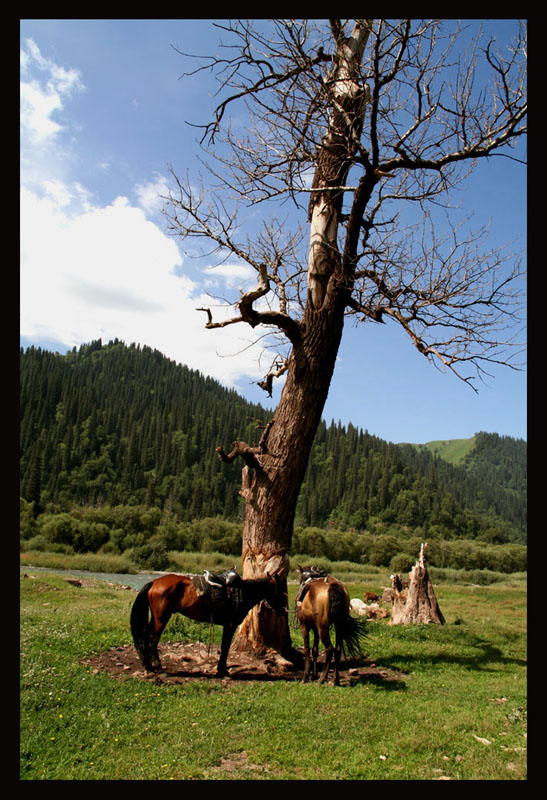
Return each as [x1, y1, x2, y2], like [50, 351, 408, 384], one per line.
[295, 567, 367, 685]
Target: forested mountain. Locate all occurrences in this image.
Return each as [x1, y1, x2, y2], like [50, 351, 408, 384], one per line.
[20, 341, 526, 544]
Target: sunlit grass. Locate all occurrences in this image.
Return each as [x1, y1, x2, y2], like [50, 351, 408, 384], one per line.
[20, 570, 526, 780]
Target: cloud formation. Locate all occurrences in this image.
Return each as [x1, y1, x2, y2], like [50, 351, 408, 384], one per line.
[20, 37, 85, 145]
[20, 38, 267, 390]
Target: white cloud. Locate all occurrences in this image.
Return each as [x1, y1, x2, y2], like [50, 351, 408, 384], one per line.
[20, 37, 269, 391]
[205, 264, 256, 282]
[203, 263, 257, 294]
[20, 79, 64, 143]
[134, 172, 170, 216]
[20, 38, 84, 146]
[20, 185, 267, 388]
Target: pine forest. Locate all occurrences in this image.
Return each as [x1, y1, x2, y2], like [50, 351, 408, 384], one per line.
[20, 341, 526, 573]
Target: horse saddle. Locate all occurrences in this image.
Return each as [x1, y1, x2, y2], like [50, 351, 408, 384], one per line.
[295, 565, 329, 608]
[192, 567, 241, 610]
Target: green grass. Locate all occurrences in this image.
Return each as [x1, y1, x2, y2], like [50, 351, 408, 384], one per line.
[21, 546, 521, 588]
[405, 437, 476, 465]
[20, 549, 137, 574]
[20, 570, 526, 780]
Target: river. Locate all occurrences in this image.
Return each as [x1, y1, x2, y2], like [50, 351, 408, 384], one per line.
[20, 565, 301, 590]
[19, 565, 176, 591]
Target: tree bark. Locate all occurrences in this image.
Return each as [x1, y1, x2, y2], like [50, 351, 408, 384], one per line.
[231, 302, 346, 661]
[225, 22, 375, 663]
[389, 543, 445, 625]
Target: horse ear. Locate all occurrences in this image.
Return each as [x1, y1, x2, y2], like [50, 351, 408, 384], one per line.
[297, 565, 303, 574]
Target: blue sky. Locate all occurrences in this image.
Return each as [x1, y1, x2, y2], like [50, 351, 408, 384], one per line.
[20, 19, 527, 444]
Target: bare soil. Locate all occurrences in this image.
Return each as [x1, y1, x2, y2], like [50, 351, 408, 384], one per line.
[80, 640, 408, 688]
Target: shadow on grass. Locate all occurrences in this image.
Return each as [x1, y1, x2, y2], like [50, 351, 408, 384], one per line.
[82, 642, 410, 691]
[348, 672, 408, 691]
[370, 627, 526, 674]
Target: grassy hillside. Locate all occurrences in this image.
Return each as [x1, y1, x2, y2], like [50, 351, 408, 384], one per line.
[408, 437, 477, 465]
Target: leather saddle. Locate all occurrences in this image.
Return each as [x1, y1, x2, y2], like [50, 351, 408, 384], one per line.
[192, 566, 242, 611]
[295, 565, 329, 608]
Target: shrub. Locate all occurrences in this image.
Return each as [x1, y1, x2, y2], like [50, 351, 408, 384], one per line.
[20, 498, 38, 540]
[153, 520, 186, 551]
[183, 517, 242, 555]
[40, 513, 79, 547]
[72, 522, 110, 553]
[293, 527, 327, 557]
[130, 541, 169, 571]
[389, 552, 416, 574]
[22, 534, 53, 553]
[368, 535, 401, 567]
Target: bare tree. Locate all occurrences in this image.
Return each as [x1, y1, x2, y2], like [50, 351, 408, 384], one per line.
[163, 19, 526, 661]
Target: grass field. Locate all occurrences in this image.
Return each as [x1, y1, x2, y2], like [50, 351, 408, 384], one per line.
[20, 568, 526, 780]
[405, 437, 475, 465]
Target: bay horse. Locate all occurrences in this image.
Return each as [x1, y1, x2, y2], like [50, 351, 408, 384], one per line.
[295, 566, 367, 685]
[130, 570, 285, 677]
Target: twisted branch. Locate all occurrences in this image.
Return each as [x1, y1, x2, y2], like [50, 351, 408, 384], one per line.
[216, 419, 275, 472]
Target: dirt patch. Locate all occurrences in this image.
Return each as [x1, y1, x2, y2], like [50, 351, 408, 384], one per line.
[207, 749, 270, 776]
[80, 641, 408, 688]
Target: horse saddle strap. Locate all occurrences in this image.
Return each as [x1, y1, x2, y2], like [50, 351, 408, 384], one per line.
[295, 572, 329, 606]
[191, 574, 242, 612]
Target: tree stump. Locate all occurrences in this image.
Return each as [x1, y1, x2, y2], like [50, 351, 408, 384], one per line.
[389, 543, 445, 625]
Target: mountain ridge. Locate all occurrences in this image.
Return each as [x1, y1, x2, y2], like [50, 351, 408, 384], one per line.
[20, 340, 526, 543]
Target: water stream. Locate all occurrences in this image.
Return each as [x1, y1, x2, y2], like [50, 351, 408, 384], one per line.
[19, 565, 173, 591]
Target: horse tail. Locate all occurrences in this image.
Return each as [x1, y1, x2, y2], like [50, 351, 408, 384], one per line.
[328, 583, 368, 660]
[130, 581, 154, 664]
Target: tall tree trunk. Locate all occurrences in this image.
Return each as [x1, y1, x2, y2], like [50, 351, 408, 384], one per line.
[220, 21, 374, 663]
[171, 18, 525, 662]
[231, 303, 346, 660]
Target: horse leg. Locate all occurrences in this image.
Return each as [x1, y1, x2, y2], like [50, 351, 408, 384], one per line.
[332, 626, 343, 686]
[311, 628, 320, 680]
[318, 629, 334, 684]
[300, 623, 312, 683]
[216, 623, 235, 677]
[146, 610, 171, 672]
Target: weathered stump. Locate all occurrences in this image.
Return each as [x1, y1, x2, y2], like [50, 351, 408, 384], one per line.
[389, 543, 445, 625]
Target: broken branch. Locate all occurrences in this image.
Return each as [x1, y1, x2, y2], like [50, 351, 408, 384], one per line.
[216, 418, 276, 472]
[257, 359, 290, 397]
[197, 263, 302, 345]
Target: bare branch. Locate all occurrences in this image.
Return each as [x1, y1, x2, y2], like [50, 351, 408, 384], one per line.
[195, 262, 302, 346]
[216, 418, 276, 470]
[166, 19, 526, 390]
[346, 210, 525, 386]
[257, 357, 290, 397]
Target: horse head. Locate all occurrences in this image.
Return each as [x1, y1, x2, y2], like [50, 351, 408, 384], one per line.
[263, 573, 288, 615]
